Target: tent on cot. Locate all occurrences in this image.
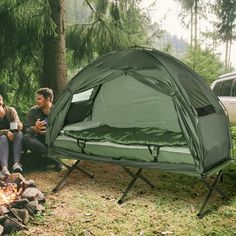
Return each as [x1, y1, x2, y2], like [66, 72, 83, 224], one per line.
[46, 47, 233, 218]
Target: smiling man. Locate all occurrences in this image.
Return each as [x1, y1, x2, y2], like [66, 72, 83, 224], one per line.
[22, 88, 62, 171]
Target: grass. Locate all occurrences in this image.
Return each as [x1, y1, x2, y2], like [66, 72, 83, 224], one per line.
[9, 128, 236, 235]
[8, 160, 236, 236]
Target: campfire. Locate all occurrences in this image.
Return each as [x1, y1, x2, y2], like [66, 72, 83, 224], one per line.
[0, 183, 18, 205]
[0, 173, 45, 235]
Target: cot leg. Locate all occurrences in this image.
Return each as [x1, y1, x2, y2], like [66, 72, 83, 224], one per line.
[220, 172, 224, 183]
[123, 167, 155, 188]
[197, 170, 224, 219]
[75, 166, 94, 178]
[118, 168, 155, 204]
[52, 160, 93, 192]
[61, 158, 94, 179]
[118, 169, 142, 204]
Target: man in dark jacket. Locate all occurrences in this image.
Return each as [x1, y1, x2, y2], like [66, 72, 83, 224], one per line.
[22, 88, 62, 171]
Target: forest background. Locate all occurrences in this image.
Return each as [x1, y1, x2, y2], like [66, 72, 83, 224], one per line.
[0, 0, 235, 119]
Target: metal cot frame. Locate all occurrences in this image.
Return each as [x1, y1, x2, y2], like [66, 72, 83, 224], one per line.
[50, 146, 233, 219]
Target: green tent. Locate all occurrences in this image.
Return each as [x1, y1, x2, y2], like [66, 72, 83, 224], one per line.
[46, 47, 233, 218]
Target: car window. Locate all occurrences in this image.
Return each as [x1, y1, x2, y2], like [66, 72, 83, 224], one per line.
[212, 81, 221, 96]
[219, 79, 233, 96]
[231, 79, 236, 96]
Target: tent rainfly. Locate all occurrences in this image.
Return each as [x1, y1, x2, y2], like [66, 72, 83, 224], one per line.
[46, 47, 233, 218]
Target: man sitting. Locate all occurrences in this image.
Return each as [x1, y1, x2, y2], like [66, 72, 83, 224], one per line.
[22, 88, 62, 171]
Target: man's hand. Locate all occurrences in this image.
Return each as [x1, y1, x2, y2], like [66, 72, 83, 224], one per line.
[34, 119, 47, 133]
[17, 123, 23, 131]
[7, 131, 15, 141]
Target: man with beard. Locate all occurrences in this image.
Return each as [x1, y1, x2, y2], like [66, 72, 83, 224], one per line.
[22, 88, 62, 171]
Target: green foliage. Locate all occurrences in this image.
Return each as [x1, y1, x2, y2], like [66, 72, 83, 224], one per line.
[215, 0, 236, 43]
[231, 126, 236, 157]
[175, 0, 206, 44]
[178, 0, 195, 10]
[65, 0, 90, 25]
[0, 0, 56, 117]
[162, 42, 173, 54]
[66, 0, 151, 69]
[231, 127, 236, 139]
[0, 0, 153, 117]
[0, 0, 55, 69]
[214, 0, 236, 67]
[206, 228, 236, 236]
[183, 45, 227, 84]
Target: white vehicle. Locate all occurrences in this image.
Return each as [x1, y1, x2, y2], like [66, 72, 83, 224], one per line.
[211, 72, 236, 125]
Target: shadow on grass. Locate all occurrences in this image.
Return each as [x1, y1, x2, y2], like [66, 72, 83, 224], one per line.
[20, 153, 56, 173]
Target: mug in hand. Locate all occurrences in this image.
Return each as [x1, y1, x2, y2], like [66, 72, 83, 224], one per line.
[10, 122, 18, 130]
[39, 118, 47, 134]
[40, 118, 48, 126]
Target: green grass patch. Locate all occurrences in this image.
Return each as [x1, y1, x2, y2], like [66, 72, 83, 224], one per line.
[8, 128, 236, 235]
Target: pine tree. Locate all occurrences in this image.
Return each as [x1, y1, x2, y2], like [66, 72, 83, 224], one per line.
[0, 0, 55, 115]
[0, 0, 67, 113]
[66, 0, 151, 68]
[215, 0, 236, 68]
[42, 0, 67, 98]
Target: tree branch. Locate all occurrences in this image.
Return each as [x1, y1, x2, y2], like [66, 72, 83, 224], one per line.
[0, 0, 32, 18]
[84, 0, 115, 44]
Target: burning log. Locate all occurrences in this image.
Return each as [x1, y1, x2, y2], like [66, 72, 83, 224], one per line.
[0, 173, 45, 235]
[10, 208, 30, 225]
[6, 173, 36, 190]
[0, 206, 9, 214]
[7, 207, 23, 223]
[6, 173, 26, 185]
[10, 198, 29, 208]
[3, 215, 28, 234]
[0, 184, 18, 206]
[0, 216, 6, 224]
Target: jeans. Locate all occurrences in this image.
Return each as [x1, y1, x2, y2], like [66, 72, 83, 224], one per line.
[22, 133, 60, 167]
[0, 131, 23, 167]
[22, 133, 47, 157]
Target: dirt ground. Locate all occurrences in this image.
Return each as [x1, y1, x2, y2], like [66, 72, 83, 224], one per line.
[11, 160, 236, 236]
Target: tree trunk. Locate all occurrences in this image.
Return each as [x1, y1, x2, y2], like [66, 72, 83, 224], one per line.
[42, 0, 67, 99]
[228, 39, 232, 68]
[190, 6, 193, 48]
[74, 0, 78, 22]
[193, 0, 198, 70]
[194, 0, 198, 50]
[225, 40, 229, 68]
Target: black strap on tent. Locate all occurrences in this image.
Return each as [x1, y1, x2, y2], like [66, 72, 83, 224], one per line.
[77, 140, 86, 153]
[118, 167, 155, 204]
[148, 145, 160, 162]
[197, 170, 225, 219]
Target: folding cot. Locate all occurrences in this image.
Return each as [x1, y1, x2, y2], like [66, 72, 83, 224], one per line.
[46, 47, 233, 218]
